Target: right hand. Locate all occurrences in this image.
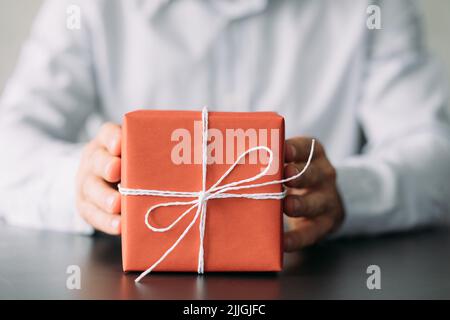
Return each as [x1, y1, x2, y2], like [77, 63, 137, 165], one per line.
[76, 123, 122, 235]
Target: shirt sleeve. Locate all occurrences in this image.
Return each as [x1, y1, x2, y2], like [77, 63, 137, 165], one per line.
[334, 0, 450, 236]
[0, 0, 96, 234]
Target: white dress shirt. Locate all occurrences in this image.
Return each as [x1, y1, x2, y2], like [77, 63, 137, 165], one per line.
[0, 0, 449, 236]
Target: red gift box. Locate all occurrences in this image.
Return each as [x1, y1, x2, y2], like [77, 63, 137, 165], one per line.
[120, 108, 287, 277]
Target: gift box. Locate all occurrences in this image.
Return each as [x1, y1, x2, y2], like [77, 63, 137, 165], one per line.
[121, 109, 285, 274]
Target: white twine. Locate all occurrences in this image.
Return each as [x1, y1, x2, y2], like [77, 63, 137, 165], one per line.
[119, 107, 315, 282]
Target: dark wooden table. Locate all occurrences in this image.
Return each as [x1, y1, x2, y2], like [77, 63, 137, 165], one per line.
[0, 222, 449, 299]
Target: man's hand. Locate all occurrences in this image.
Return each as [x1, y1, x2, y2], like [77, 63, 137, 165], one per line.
[76, 123, 122, 235]
[283, 137, 344, 251]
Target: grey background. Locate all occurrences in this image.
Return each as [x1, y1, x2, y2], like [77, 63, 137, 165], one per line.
[0, 0, 449, 103]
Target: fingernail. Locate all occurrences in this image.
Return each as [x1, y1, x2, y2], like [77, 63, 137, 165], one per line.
[111, 218, 120, 230]
[110, 132, 120, 152]
[107, 195, 117, 209]
[105, 161, 113, 179]
[109, 138, 118, 153]
[285, 236, 292, 251]
[293, 198, 301, 214]
[289, 144, 296, 159]
[288, 164, 300, 177]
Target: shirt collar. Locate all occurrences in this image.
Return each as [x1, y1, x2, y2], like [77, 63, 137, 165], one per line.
[135, 0, 171, 18]
[209, 0, 268, 18]
[136, 0, 268, 20]
[134, 0, 268, 59]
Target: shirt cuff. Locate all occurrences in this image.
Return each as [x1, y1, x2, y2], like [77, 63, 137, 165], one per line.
[331, 156, 397, 238]
[46, 143, 94, 235]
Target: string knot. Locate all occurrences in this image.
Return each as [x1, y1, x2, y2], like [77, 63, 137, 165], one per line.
[198, 191, 209, 203]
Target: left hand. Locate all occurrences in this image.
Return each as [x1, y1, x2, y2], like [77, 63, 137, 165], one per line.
[283, 137, 345, 251]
